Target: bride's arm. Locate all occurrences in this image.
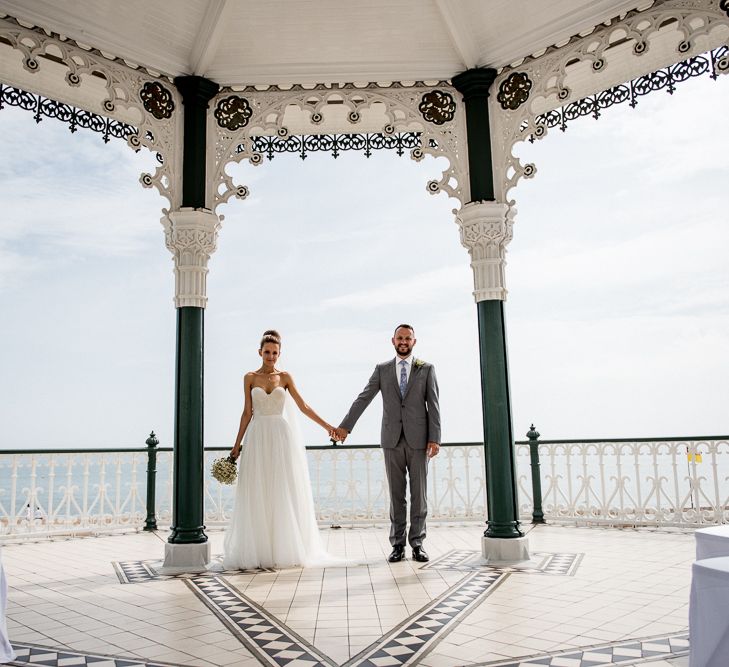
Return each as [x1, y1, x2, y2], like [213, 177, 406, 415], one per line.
[230, 373, 254, 461]
[282, 372, 334, 435]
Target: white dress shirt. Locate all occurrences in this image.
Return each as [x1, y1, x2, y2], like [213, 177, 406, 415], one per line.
[395, 355, 413, 385]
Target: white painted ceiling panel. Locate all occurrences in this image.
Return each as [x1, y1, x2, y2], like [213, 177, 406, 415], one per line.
[0, 0, 653, 84]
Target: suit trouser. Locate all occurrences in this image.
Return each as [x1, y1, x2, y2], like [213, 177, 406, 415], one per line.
[383, 434, 428, 548]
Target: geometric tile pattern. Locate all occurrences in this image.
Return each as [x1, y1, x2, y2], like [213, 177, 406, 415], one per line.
[113, 560, 159, 584]
[345, 570, 508, 667]
[114, 550, 582, 585]
[422, 550, 583, 577]
[187, 575, 336, 667]
[113, 557, 274, 584]
[7, 642, 180, 667]
[533, 552, 582, 576]
[476, 632, 690, 666]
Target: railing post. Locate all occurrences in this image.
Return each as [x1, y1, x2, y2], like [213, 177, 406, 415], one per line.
[144, 431, 159, 531]
[527, 425, 545, 524]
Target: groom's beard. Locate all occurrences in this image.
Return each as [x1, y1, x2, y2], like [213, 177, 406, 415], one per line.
[395, 344, 412, 357]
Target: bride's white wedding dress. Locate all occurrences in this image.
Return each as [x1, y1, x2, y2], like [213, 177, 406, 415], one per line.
[223, 386, 331, 570]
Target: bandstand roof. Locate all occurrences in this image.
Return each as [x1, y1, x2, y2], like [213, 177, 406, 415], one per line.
[0, 0, 652, 85]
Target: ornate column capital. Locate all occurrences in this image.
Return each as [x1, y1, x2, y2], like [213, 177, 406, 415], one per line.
[455, 201, 515, 302]
[161, 208, 221, 308]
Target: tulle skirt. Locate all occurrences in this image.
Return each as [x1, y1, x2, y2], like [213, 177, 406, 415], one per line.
[223, 414, 327, 570]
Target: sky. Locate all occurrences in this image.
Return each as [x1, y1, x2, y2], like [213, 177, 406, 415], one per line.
[0, 73, 728, 450]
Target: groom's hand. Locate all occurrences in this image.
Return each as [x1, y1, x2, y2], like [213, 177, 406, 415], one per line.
[334, 427, 349, 442]
[427, 442, 440, 459]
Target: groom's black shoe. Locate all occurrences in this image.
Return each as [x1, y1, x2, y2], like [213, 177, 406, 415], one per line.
[388, 545, 405, 563]
[412, 546, 429, 562]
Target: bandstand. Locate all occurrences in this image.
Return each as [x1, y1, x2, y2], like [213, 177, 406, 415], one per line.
[1, 2, 728, 665]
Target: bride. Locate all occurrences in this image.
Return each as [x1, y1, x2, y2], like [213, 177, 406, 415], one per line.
[223, 329, 338, 570]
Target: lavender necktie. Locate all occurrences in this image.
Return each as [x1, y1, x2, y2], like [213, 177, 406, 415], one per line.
[399, 360, 408, 396]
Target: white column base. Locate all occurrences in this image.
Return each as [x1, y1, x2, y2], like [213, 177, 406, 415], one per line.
[481, 535, 530, 565]
[158, 542, 211, 575]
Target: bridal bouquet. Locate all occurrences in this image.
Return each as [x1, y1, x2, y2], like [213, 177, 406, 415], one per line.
[211, 456, 238, 485]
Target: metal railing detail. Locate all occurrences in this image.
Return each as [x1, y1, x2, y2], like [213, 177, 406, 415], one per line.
[515, 435, 729, 527]
[2, 432, 729, 539]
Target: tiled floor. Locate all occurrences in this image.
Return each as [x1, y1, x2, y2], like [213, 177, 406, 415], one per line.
[1, 524, 694, 666]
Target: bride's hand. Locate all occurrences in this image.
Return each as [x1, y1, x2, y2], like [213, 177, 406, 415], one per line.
[230, 445, 240, 462]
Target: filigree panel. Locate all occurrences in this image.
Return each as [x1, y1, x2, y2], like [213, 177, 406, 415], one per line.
[0, 17, 181, 210]
[489, 0, 729, 204]
[210, 83, 469, 213]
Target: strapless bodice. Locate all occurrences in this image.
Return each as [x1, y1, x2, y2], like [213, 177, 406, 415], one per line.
[252, 386, 286, 416]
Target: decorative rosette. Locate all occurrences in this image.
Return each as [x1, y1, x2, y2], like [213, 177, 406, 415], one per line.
[211, 456, 238, 485]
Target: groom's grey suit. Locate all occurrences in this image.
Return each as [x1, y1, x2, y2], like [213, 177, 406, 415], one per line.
[340, 358, 440, 548]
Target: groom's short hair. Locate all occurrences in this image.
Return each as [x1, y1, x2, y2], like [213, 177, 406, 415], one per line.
[394, 324, 415, 336]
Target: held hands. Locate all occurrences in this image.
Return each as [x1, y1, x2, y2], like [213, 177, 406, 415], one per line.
[427, 441, 440, 459]
[326, 426, 348, 444]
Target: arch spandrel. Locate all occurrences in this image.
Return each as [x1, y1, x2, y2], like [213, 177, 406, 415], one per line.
[209, 82, 470, 217]
[0, 16, 182, 212]
[489, 0, 729, 206]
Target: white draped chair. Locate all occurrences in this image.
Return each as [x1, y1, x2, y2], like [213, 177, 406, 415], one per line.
[0, 548, 14, 665]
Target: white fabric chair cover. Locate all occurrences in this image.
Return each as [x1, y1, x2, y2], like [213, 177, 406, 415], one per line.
[0, 548, 15, 664]
[689, 556, 729, 667]
[695, 525, 729, 560]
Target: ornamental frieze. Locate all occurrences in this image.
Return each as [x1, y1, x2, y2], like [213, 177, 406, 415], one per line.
[140, 81, 175, 120]
[214, 95, 252, 130]
[418, 90, 456, 125]
[496, 72, 532, 111]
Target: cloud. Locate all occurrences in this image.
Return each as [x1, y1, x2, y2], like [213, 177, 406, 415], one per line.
[318, 265, 471, 311]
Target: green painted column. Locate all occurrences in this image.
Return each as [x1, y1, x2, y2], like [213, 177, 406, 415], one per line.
[452, 68, 523, 540]
[168, 76, 220, 546]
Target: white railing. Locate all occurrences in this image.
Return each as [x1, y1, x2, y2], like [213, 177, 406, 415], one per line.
[0, 450, 152, 539]
[0, 444, 488, 539]
[203, 445, 488, 526]
[515, 438, 729, 527]
[2, 436, 728, 539]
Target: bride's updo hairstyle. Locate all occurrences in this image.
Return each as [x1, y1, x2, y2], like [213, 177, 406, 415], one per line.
[260, 329, 281, 349]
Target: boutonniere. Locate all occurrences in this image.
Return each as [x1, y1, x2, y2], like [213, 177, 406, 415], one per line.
[414, 358, 426, 368]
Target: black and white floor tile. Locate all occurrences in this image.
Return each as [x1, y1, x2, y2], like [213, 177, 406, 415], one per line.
[476, 632, 689, 666]
[422, 550, 582, 577]
[104, 552, 689, 667]
[187, 575, 336, 666]
[113, 558, 272, 584]
[345, 570, 508, 667]
[8, 642, 181, 667]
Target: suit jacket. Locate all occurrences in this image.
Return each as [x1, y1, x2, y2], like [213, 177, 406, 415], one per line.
[340, 358, 440, 449]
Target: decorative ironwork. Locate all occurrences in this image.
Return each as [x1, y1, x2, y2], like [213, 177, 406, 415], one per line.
[238, 131, 425, 160]
[418, 90, 456, 125]
[214, 95, 252, 130]
[515, 436, 729, 527]
[721, 0, 729, 18]
[497, 72, 532, 110]
[531, 46, 729, 138]
[139, 81, 174, 120]
[0, 84, 136, 144]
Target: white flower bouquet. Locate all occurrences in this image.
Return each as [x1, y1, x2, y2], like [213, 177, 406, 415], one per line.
[211, 455, 238, 485]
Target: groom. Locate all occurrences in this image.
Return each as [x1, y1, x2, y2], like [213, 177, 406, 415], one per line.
[334, 324, 440, 563]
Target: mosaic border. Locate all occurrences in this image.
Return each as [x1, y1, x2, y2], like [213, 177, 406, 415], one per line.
[114, 550, 583, 585]
[187, 574, 336, 667]
[421, 550, 583, 576]
[7, 641, 183, 667]
[113, 557, 274, 584]
[476, 632, 689, 666]
[345, 570, 508, 667]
